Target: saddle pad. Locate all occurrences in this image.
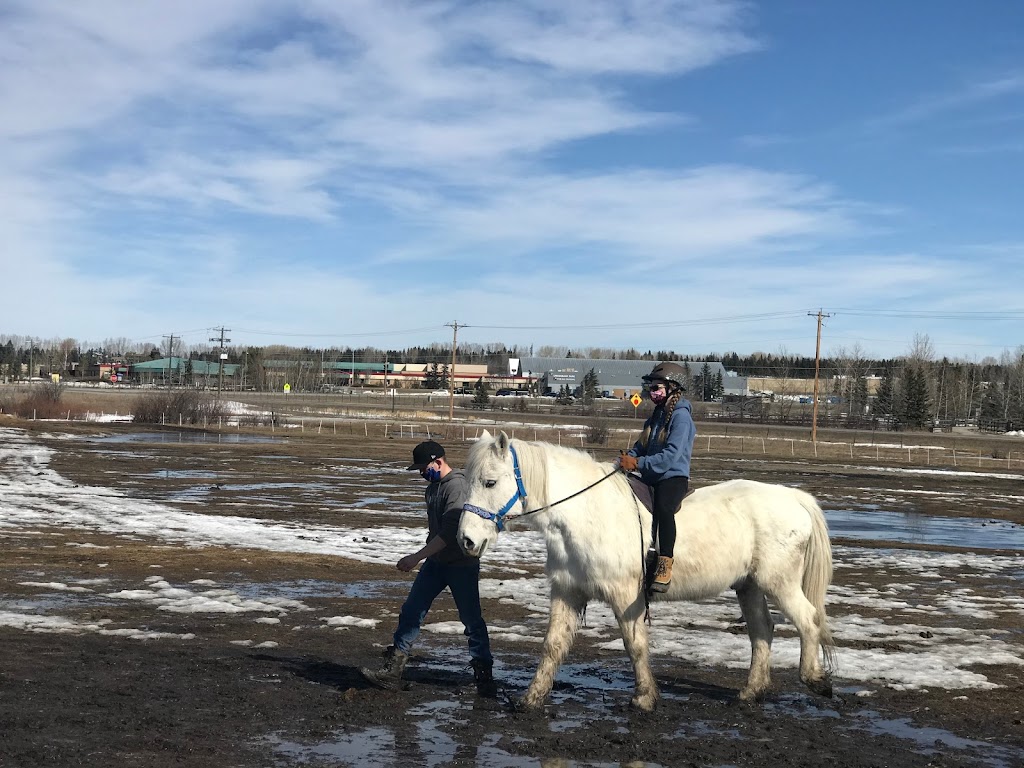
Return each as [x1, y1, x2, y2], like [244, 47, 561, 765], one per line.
[626, 475, 694, 516]
[626, 474, 653, 514]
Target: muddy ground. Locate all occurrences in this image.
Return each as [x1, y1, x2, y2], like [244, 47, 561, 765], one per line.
[1, 420, 1022, 768]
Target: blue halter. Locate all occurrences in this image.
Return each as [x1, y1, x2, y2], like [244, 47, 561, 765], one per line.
[463, 444, 528, 532]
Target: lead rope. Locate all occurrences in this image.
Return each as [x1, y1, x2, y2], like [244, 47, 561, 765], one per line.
[508, 465, 622, 522]
[637, 493, 653, 625]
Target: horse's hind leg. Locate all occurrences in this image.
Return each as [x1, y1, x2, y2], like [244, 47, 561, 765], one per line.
[521, 590, 585, 710]
[736, 583, 773, 701]
[610, 594, 658, 712]
[770, 584, 832, 698]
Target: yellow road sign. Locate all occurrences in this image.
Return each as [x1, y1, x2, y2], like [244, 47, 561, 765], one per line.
[630, 393, 642, 407]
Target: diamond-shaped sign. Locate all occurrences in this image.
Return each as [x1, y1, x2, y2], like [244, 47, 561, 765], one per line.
[630, 393, 642, 407]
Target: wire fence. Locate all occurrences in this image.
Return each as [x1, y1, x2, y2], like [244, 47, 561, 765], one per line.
[21, 406, 1024, 474]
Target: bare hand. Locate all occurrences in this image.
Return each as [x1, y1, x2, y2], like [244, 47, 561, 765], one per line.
[397, 555, 419, 572]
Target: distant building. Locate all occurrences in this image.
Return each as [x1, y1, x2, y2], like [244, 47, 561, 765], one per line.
[131, 357, 240, 386]
[519, 357, 747, 398]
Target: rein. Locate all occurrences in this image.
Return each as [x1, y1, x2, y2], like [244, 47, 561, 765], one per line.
[463, 444, 622, 531]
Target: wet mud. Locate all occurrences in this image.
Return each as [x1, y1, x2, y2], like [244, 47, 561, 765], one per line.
[1, 421, 1022, 767]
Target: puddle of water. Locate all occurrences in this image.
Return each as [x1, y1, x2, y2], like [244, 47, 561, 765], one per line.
[762, 692, 841, 719]
[89, 432, 281, 444]
[271, 727, 666, 768]
[826, 509, 1022, 550]
[224, 482, 335, 492]
[847, 710, 1024, 768]
[2, 594, 116, 612]
[146, 469, 221, 479]
[350, 496, 391, 508]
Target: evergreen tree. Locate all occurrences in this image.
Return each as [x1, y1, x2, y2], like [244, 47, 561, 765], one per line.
[875, 369, 895, 418]
[713, 370, 724, 400]
[979, 382, 1004, 421]
[902, 366, 931, 428]
[581, 368, 600, 404]
[556, 384, 574, 405]
[424, 362, 441, 389]
[699, 363, 713, 401]
[852, 376, 869, 417]
[472, 377, 490, 408]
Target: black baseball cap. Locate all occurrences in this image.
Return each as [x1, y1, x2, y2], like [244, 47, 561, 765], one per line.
[407, 440, 445, 470]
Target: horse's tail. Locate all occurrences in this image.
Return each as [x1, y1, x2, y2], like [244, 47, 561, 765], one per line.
[799, 491, 837, 673]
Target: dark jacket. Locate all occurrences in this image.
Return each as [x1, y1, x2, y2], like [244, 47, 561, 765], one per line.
[425, 469, 474, 565]
[627, 399, 697, 484]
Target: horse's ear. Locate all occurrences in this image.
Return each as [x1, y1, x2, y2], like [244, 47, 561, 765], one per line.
[496, 431, 510, 456]
[480, 429, 492, 440]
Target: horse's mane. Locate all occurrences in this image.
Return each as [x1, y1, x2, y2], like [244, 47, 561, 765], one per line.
[467, 433, 628, 515]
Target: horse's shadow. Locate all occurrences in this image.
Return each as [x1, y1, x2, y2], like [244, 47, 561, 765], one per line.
[657, 675, 739, 704]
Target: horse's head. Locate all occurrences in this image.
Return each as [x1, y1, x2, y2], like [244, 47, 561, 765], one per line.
[458, 430, 524, 557]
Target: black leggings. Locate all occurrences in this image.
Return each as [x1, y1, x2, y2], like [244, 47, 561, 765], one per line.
[651, 476, 689, 557]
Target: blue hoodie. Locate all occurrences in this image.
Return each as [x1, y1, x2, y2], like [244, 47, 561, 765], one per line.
[627, 398, 696, 484]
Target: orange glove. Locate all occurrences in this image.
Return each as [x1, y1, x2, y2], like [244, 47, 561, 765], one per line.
[618, 452, 638, 472]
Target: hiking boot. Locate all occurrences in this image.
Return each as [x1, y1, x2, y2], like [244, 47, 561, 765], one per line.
[359, 646, 408, 691]
[651, 556, 673, 593]
[471, 659, 498, 698]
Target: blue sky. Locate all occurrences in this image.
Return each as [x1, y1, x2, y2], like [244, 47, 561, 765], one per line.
[2, 0, 1022, 360]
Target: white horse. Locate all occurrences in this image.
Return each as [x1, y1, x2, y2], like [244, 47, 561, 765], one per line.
[458, 431, 836, 712]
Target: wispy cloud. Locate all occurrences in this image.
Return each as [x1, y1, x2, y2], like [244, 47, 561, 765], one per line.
[1, 2, 1020, 358]
[865, 71, 1024, 131]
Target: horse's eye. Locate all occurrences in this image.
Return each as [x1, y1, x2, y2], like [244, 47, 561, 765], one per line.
[485, 480, 496, 488]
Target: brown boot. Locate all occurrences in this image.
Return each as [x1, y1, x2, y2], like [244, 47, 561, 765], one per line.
[359, 646, 408, 690]
[651, 556, 673, 593]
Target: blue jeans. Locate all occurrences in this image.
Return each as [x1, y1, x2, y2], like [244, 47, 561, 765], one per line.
[392, 558, 492, 664]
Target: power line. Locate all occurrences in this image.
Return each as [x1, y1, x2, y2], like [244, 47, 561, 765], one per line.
[832, 308, 1024, 320]
[472, 310, 806, 331]
[229, 325, 443, 339]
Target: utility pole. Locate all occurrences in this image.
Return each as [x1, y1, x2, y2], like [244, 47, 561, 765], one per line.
[808, 310, 831, 444]
[162, 334, 176, 388]
[445, 321, 464, 422]
[209, 327, 231, 400]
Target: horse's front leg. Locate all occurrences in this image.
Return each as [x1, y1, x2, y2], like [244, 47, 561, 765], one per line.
[610, 593, 658, 712]
[521, 590, 585, 710]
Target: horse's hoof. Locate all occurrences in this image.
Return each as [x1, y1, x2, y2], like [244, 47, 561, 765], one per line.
[629, 694, 657, 713]
[737, 687, 765, 703]
[514, 695, 545, 713]
[804, 676, 833, 698]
